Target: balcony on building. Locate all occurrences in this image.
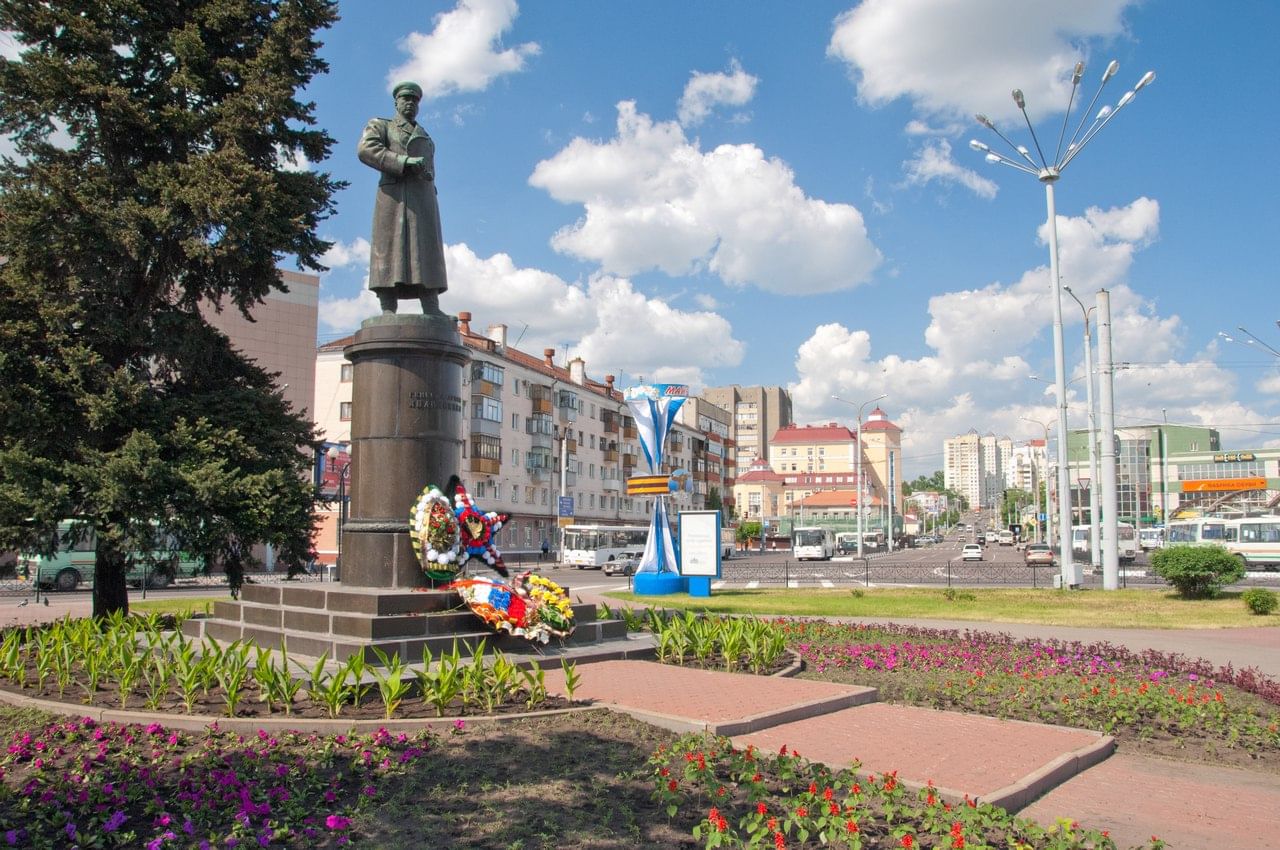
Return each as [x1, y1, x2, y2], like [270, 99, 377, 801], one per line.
[602, 440, 619, 463]
[470, 361, 504, 399]
[469, 434, 502, 476]
[622, 453, 638, 471]
[529, 383, 553, 415]
[601, 411, 619, 434]
[622, 416, 637, 439]
[526, 414, 554, 450]
[470, 399, 502, 437]
[557, 389, 579, 423]
[525, 448, 553, 481]
[602, 476, 621, 492]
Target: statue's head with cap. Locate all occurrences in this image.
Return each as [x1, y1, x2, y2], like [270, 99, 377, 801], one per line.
[392, 81, 422, 122]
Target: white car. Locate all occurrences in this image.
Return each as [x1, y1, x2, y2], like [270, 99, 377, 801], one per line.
[961, 543, 984, 562]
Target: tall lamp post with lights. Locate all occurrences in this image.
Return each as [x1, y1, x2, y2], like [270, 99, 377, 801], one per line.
[972, 59, 1155, 587]
[325, 446, 351, 580]
[833, 393, 887, 558]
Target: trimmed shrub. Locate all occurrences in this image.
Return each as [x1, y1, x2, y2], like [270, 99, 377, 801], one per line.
[1150, 544, 1245, 598]
[1241, 587, 1278, 616]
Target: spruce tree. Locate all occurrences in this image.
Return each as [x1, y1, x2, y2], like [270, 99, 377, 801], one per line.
[0, 1, 342, 616]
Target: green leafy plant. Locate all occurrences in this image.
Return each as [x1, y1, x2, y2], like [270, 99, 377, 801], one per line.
[341, 650, 374, 707]
[212, 640, 252, 718]
[1242, 587, 1278, 616]
[560, 659, 581, 703]
[368, 647, 413, 720]
[521, 663, 548, 710]
[1151, 544, 1246, 598]
[418, 641, 465, 716]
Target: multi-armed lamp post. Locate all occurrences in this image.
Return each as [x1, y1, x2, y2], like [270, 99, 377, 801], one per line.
[972, 59, 1155, 588]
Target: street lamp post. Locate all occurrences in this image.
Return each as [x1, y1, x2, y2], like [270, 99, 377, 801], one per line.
[1021, 417, 1054, 547]
[833, 394, 887, 559]
[1064, 286, 1101, 569]
[326, 446, 351, 581]
[973, 59, 1154, 588]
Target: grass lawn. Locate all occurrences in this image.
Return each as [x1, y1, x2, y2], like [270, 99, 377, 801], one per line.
[603, 585, 1278, 628]
[129, 596, 217, 617]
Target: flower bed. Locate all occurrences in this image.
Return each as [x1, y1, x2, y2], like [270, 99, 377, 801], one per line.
[781, 620, 1280, 771]
[651, 733, 1163, 849]
[0, 715, 433, 848]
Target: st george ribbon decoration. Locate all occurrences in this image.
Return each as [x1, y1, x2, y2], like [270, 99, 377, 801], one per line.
[622, 383, 688, 575]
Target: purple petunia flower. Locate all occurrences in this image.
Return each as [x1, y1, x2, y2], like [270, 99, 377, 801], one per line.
[103, 810, 128, 832]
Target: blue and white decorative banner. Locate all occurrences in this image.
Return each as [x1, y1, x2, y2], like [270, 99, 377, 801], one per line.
[623, 383, 688, 574]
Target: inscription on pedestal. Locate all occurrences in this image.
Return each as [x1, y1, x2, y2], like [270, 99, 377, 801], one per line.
[407, 391, 462, 412]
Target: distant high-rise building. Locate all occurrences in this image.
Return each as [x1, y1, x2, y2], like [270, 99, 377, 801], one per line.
[944, 430, 982, 509]
[701, 385, 793, 471]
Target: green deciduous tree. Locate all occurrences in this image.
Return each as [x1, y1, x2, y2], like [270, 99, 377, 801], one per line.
[0, 1, 342, 616]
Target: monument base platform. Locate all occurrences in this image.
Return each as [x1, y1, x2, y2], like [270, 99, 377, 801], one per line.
[632, 572, 686, 596]
[181, 579, 635, 665]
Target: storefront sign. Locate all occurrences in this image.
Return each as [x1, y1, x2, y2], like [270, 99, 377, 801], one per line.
[1181, 476, 1267, 492]
[1212, 452, 1256, 463]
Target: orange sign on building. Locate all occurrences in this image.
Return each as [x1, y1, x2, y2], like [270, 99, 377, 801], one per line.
[1180, 477, 1267, 493]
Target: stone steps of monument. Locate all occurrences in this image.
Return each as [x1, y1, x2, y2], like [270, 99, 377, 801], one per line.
[181, 614, 634, 666]
[182, 579, 635, 666]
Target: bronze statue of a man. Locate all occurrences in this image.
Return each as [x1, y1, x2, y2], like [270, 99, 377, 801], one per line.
[357, 81, 448, 315]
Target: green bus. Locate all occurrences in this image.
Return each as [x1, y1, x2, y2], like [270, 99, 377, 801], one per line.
[19, 521, 205, 592]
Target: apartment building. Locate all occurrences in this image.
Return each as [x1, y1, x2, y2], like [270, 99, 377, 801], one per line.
[702, 385, 792, 472]
[944, 430, 982, 509]
[313, 311, 713, 559]
[732, 409, 903, 530]
[1007, 440, 1048, 494]
[674, 397, 736, 512]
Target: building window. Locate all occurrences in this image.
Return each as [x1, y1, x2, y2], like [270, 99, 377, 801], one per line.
[511, 448, 520, 467]
[511, 413, 520, 429]
[473, 396, 502, 422]
[472, 362, 505, 386]
[339, 363, 353, 382]
[339, 402, 352, 421]
[511, 484, 519, 503]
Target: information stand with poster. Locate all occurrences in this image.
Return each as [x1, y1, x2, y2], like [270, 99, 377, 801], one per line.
[678, 510, 721, 597]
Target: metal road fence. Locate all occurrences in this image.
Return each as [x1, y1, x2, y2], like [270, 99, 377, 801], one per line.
[711, 558, 1280, 590]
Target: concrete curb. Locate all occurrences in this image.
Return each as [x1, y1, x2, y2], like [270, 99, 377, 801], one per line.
[980, 733, 1116, 812]
[0, 682, 614, 735]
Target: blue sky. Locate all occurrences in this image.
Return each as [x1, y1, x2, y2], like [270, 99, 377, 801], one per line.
[9, 1, 1279, 477]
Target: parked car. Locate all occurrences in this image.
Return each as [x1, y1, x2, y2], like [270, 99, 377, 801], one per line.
[1024, 544, 1055, 566]
[961, 543, 984, 562]
[602, 553, 639, 577]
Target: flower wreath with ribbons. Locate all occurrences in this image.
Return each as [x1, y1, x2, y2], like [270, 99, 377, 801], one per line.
[447, 571, 575, 643]
[410, 476, 511, 581]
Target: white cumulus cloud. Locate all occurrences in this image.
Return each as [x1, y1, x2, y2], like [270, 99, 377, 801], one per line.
[828, 0, 1139, 123]
[529, 101, 882, 295]
[677, 59, 758, 126]
[780, 195, 1249, 478]
[387, 0, 540, 100]
[903, 139, 998, 198]
[319, 237, 371, 270]
[318, 242, 746, 388]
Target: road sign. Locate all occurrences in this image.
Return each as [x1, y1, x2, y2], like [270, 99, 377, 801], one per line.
[1038, 513, 1047, 521]
[557, 517, 574, 527]
[558, 496, 574, 517]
